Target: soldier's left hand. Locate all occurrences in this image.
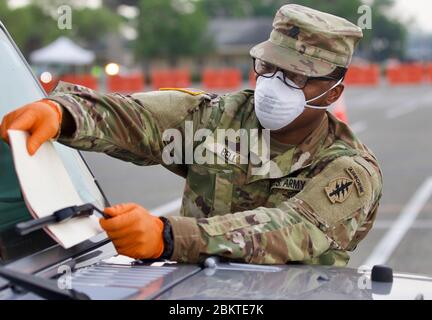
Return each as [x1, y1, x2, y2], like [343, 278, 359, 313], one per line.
[99, 203, 165, 259]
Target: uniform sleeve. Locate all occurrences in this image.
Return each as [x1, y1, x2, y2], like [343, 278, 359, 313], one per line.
[167, 155, 382, 265]
[48, 82, 217, 168]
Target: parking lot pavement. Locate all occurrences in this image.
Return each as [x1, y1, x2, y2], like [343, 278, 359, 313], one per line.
[343, 84, 432, 275]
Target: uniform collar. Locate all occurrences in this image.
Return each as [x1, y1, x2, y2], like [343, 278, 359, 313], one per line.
[246, 113, 330, 183]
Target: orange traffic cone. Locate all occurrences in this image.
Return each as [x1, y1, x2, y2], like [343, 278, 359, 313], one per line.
[333, 94, 349, 124]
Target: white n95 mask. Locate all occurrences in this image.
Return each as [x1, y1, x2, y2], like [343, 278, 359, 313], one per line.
[254, 71, 343, 130]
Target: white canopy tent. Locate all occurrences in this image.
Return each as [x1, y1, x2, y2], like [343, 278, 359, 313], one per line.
[30, 37, 95, 65]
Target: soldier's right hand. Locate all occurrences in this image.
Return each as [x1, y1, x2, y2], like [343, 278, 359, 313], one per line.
[0, 99, 62, 155]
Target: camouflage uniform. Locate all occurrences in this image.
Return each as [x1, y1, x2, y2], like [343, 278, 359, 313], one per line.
[48, 4, 382, 266]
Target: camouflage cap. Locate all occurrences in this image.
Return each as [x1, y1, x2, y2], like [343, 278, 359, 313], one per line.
[250, 4, 363, 77]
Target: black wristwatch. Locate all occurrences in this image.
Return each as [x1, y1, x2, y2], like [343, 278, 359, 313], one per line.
[159, 217, 174, 260]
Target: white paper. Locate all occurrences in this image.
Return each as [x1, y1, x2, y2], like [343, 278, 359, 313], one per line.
[8, 130, 103, 248]
[102, 255, 136, 265]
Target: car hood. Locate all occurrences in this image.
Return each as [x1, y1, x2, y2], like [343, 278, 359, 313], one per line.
[155, 261, 432, 300]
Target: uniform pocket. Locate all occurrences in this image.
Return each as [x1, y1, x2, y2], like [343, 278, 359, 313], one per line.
[199, 211, 271, 236]
[186, 164, 234, 217]
[212, 169, 233, 215]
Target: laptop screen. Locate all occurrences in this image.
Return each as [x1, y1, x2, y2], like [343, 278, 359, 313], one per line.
[0, 25, 107, 264]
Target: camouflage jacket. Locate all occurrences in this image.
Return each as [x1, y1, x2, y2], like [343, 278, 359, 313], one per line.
[49, 82, 383, 266]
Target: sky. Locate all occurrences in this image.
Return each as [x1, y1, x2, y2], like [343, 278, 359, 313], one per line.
[6, 0, 432, 33]
[393, 0, 432, 32]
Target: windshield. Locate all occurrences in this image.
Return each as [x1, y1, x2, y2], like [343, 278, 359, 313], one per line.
[0, 26, 107, 264]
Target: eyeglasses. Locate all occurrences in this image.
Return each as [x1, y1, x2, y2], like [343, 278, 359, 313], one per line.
[253, 58, 340, 90]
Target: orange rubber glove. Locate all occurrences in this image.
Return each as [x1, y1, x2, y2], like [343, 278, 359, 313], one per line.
[99, 203, 165, 260]
[0, 99, 62, 155]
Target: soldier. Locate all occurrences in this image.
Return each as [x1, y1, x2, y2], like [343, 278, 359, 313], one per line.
[0, 4, 382, 266]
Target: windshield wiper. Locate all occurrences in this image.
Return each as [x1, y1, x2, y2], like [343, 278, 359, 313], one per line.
[15, 203, 108, 236]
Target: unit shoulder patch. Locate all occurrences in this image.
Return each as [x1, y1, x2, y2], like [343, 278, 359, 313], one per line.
[346, 166, 365, 196]
[324, 177, 354, 204]
[295, 156, 375, 229]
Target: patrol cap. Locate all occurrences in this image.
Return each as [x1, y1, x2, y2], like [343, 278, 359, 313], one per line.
[250, 4, 363, 77]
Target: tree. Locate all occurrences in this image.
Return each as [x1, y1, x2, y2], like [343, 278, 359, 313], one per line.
[67, 7, 122, 45]
[363, 0, 407, 61]
[0, 1, 121, 57]
[1, 4, 61, 56]
[0, 0, 9, 16]
[202, 0, 364, 19]
[135, 0, 212, 66]
[295, 0, 407, 60]
[202, 0, 407, 61]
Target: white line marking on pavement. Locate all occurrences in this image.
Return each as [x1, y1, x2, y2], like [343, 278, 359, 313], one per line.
[386, 104, 418, 119]
[345, 91, 382, 109]
[350, 121, 368, 134]
[373, 218, 432, 229]
[151, 197, 182, 216]
[385, 96, 432, 119]
[362, 177, 432, 268]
